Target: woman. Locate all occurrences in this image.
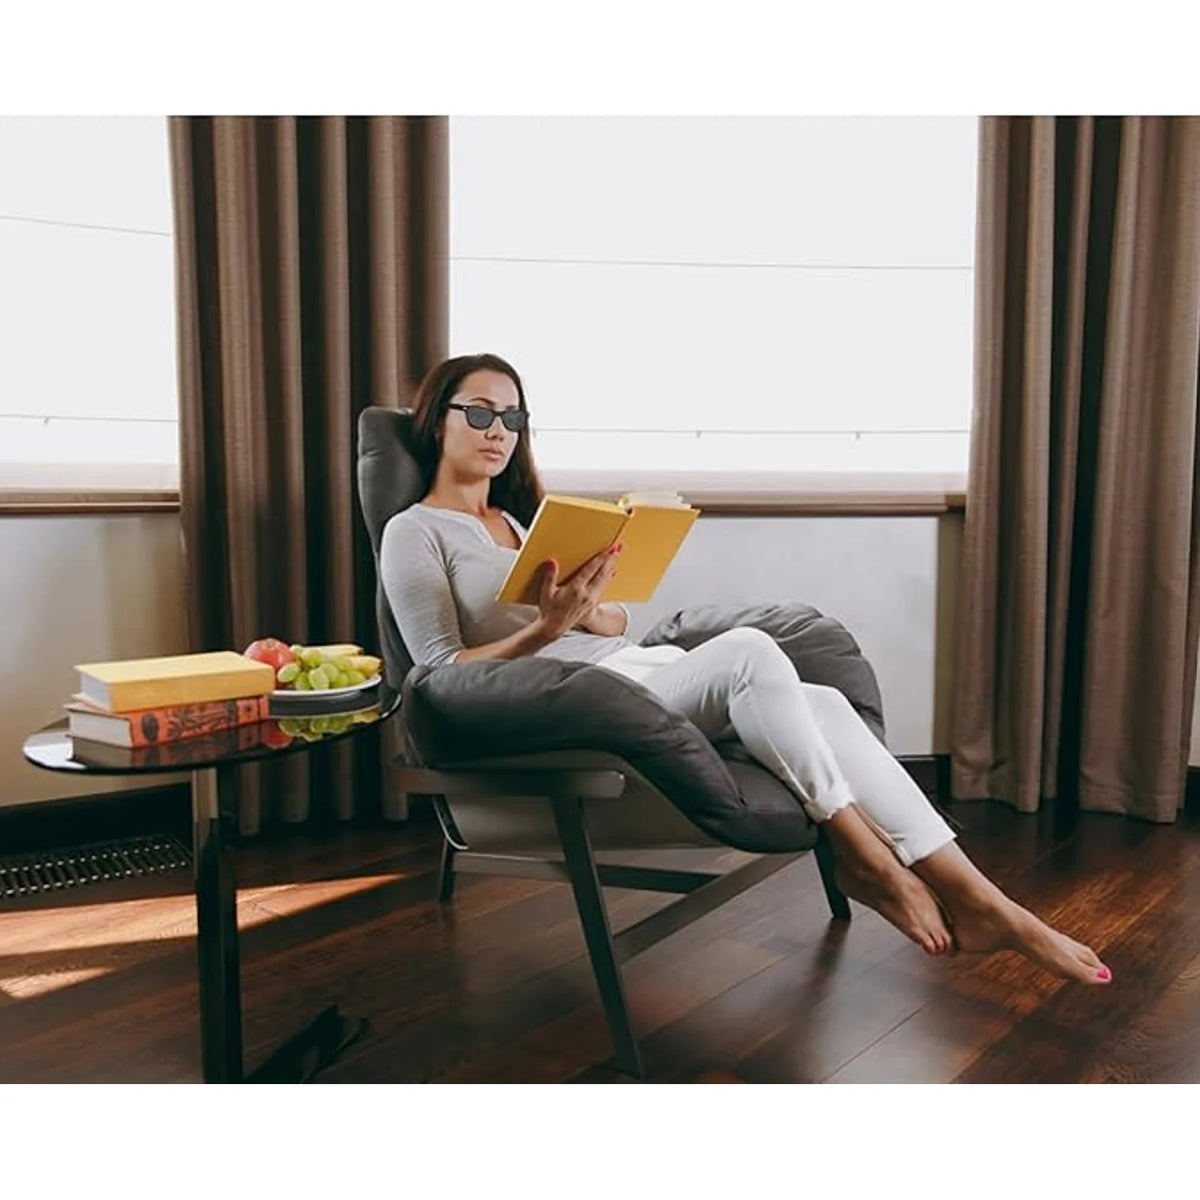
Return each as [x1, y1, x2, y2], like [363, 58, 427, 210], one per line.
[381, 352, 1111, 985]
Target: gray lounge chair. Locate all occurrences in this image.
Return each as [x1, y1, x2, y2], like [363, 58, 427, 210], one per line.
[356, 407, 893, 1077]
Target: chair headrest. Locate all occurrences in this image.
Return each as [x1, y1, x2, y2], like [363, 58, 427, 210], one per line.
[356, 407, 426, 555]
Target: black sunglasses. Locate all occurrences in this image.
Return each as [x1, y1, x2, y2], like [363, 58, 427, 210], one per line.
[447, 402, 529, 433]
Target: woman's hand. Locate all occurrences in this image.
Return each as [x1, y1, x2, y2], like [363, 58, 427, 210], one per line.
[535, 544, 622, 642]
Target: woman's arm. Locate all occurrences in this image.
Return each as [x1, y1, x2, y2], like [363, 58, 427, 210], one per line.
[459, 549, 622, 663]
[381, 518, 622, 667]
[380, 518, 472, 668]
[461, 552, 623, 661]
[577, 601, 630, 637]
[453, 621, 556, 663]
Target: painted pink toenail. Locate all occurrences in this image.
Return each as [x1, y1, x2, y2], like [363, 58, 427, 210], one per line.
[1097, 966, 1111, 981]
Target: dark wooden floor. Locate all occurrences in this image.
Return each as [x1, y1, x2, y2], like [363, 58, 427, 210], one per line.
[2, 796, 1199, 1083]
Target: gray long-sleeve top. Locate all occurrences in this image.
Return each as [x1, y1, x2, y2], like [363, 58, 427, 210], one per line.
[380, 503, 635, 669]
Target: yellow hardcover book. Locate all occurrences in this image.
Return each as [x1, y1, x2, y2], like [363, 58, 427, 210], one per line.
[495, 493, 699, 606]
[606, 502, 699, 602]
[74, 650, 275, 714]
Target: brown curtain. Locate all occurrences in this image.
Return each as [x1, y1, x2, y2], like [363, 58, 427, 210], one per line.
[169, 116, 448, 834]
[952, 116, 1200, 823]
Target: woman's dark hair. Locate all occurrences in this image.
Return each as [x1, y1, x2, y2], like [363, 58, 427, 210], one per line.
[408, 353, 544, 527]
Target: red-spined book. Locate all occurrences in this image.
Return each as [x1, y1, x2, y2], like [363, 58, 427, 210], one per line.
[64, 693, 270, 748]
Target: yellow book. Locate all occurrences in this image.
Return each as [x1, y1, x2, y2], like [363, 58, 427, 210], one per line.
[496, 492, 699, 606]
[74, 650, 275, 714]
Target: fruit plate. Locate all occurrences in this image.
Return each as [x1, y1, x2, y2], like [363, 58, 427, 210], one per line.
[272, 676, 382, 701]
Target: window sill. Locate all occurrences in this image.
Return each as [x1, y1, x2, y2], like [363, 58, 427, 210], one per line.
[0, 462, 181, 515]
[0, 472, 968, 518]
[0, 489, 181, 516]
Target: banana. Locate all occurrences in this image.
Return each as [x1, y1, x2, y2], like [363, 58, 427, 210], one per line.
[347, 654, 382, 677]
[306, 642, 363, 658]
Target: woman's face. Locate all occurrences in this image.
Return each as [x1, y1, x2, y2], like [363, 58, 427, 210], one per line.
[438, 369, 523, 481]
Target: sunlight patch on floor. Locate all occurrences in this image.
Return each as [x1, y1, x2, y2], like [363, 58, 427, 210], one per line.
[1, 965, 112, 1000]
[0, 870, 411, 1001]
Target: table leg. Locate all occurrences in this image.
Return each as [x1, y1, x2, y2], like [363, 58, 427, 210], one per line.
[191, 763, 368, 1084]
[192, 764, 244, 1082]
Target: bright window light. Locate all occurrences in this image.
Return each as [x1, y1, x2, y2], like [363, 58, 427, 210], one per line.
[450, 116, 977, 480]
[0, 116, 178, 490]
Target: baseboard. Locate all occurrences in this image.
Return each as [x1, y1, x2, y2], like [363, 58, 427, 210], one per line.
[0, 783, 191, 857]
[898, 754, 945, 800]
[908, 758, 1200, 818]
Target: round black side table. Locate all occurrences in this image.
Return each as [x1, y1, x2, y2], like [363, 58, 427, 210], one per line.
[23, 685, 402, 1083]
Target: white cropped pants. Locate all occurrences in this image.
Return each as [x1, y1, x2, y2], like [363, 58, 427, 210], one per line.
[597, 627, 955, 866]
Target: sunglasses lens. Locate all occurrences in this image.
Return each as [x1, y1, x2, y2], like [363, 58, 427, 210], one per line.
[455, 403, 526, 431]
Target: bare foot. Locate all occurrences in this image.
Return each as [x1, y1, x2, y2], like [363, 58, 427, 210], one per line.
[834, 854, 954, 957]
[944, 894, 1111, 985]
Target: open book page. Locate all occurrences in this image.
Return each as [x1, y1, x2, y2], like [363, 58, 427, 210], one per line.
[618, 490, 688, 509]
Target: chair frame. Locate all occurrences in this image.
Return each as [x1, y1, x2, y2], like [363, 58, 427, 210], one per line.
[400, 764, 850, 1078]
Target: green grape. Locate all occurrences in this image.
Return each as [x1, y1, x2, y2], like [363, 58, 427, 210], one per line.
[301, 648, 324, 669]
[308, 667, 330, 690]
[331, 657, 352, 673]
[294, 672, 312, 691]
[330, 672, 350, 689]
[310, 716, 332, 734]
[344, 670, 365, 686]
[276, 662, 301, 684]
[289, 643, 304, 657]
[278, 719, 300, 735]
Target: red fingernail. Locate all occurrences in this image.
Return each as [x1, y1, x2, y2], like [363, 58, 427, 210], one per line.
[1097, 966, 1111, 981]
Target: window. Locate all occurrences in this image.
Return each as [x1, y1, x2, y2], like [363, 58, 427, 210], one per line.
[0, 116, 178, 492]
[449, 116, 977, 487]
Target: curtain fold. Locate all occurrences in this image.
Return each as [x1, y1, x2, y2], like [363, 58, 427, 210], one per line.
[170, 116, 448, 834]
[952, 116, 1200, 822]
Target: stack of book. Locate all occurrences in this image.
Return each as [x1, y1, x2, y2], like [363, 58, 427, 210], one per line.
[65, 651, 276, 749]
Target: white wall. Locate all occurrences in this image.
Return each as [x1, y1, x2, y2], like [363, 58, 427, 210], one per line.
[1, 515, 188, 807]
[628, 514, 952, 754]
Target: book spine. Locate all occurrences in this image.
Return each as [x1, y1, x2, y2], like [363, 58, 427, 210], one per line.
[126, 695, 270, 747]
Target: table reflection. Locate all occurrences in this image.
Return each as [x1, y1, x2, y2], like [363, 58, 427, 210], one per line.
[24, 686, 400, 776]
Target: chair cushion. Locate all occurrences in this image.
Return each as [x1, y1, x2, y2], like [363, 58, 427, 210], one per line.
[402, 656, 820, 854]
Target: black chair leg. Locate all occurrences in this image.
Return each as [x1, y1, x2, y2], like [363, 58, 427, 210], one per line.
[814, 830, 851, 921]
[551, 796, 645, 1078]
[437, 837, 457, 903]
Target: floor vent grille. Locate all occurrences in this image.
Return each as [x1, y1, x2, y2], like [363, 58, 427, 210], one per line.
[0, 834, 191, 899]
